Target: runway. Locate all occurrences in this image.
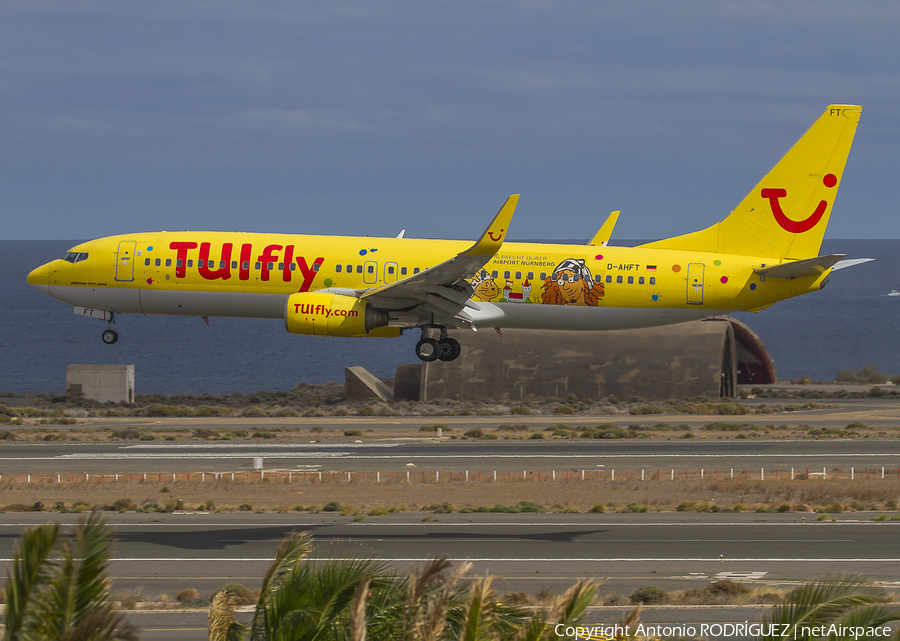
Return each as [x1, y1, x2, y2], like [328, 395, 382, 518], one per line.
[1, 512, 897, 639]
[2, 437, 900, 473]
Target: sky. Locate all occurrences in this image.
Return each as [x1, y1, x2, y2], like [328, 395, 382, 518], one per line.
[1, 1, 899, 242]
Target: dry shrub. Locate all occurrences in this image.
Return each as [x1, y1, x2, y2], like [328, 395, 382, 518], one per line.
[176, 588, 199, 603]
[502, 592, 534, 606]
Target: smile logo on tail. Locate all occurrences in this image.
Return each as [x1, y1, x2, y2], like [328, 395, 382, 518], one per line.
[763, 174, 837, 233]
[488, 228, 505, 242]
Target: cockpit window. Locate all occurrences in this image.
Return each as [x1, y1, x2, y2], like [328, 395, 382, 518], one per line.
[60, 251, 88, 263]
[60, 251, 90, 263]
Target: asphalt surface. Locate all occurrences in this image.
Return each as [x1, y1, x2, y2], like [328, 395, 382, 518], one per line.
[2, 437, 900, 474]
[1, 512, 898, 640]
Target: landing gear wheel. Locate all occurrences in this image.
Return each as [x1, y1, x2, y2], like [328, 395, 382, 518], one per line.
[415, 337, 441, 362]
[438, 337, 461, 361]
[101, 329, 118, 345]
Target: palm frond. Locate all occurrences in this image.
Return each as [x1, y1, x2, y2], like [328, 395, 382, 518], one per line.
[4, 521, 61, 640]
[249, 531, 311, 641]
[548, 580, 598, 629]
[762, 575, 890, 641]
[349, 577, 371, 641]
[459, 576, 493, 641]
[515, 612, 549, 641]
[61, 609, 140, 641]
[209, 588, 247, 641]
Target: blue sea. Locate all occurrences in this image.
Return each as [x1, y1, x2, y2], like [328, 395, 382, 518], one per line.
[1, 239, 898, 394]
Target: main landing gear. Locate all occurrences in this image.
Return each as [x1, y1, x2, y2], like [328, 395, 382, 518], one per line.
[415, 329, 461, 362]
[101, 313, 118, 344]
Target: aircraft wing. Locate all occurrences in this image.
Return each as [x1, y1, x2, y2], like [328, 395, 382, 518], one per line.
[355, 195, 519, 322]
[754, 254, 846, 279]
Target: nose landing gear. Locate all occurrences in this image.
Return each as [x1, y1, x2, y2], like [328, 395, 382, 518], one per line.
[415, 329, 461, 362]
[101, 313, 118, 344]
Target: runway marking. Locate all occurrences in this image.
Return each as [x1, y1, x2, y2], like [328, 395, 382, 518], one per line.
[3, 452, 900, 460]
[124, 443, 400, 449]
[94, 557, 900, 562]
[0, 521, 891, 528]
[715, 571, 768, 580]
[218, 538, 854, 543]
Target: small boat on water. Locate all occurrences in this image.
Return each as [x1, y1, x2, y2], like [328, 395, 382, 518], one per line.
[889, 290, 900, 297]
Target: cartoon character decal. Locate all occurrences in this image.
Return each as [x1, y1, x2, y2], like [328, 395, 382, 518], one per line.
[541, 258, 605, 306]
[472, 271, 500, 302]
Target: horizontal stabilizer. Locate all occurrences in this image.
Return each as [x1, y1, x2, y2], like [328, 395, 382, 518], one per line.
[754, 254, 846, 279]
[832, 257, 875, 271]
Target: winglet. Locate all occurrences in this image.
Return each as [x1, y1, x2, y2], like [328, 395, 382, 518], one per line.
[588, 211, 620, 246]
[464, 194, 519, 256]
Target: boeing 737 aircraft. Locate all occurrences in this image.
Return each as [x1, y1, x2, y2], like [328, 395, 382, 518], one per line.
[28, 105, 867, 362]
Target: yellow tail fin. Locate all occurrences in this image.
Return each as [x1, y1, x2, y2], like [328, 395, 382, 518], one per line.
[640, 105, 861, 260]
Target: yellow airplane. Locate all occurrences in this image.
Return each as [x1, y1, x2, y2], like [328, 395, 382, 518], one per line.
[27, 105, 867, 363]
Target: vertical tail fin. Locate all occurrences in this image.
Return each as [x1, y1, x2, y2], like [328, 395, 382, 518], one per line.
[640, 105, 861, 259]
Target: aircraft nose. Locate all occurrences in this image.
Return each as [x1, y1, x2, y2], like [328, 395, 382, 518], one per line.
[26, 263, 51, 294]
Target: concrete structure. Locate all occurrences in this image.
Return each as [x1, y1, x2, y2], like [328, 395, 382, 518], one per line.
[66, 364, 135, 404]
[395, 318, 774, 402]
[344, 366, 394, 401]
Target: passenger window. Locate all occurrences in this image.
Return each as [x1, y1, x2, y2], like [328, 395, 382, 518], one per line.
[616, 275, 623, 284]
[515, 271, 521, 279]
[346, 264, 351, 273]
[231, 261, 237, 269]
[627, 276, 633, 284]
[144, 258, 150, 266]
[155, 258, 161, 267]
[527, 272, 533, 280]
[356, 265, 363, 274]
[504, 271, 510, 279]
[606, 275, 612, 284]
[176, 259, 183, 267]
[367, 265, 374, 273]
[267, 262, 274, 270]
[166, 259, 172, 267]
[187, 260, 193, 267]
[540, 272, 546, 281]
[492, 271, 498, 278]
[312, 263, 319, 272]
[242, 261, 249, 270]
[649, 277, 656, 285]
[197, 259, 204, 268]
[388, 265, 395, 274]
[413, 267, 420, 274]
[639, 276, 644, 285]
[255, 262, 261, 270]
[289, 263, 296, 271]
[219, 261, 225, 269]
[278, 262, 284, 270]
[336, 264, 342, 273]
[401, 267, 407, 275]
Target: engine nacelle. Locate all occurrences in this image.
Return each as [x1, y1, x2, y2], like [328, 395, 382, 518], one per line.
[284, 292, 397, 337]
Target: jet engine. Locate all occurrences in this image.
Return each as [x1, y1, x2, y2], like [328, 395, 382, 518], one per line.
[284, 292, 398, 337]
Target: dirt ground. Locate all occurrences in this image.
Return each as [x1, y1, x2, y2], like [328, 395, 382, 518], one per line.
[3, 474, 899, 514]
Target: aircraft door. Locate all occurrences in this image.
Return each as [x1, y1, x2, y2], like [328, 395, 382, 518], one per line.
[384, 262, 399, 283]
[115, 241, 137, 282]
[363, 260, 378, 285]
[686, 263, 704, 304]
